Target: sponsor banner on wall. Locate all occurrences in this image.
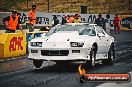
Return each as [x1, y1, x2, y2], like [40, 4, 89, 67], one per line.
[20, 12, 52, 26]
[120, 15, 132, 30]
[0, 33, 26, 58]
[0, 12, 114, 26]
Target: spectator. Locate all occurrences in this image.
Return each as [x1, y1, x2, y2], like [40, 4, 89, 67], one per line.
[61, 15, 67, 25]
[66, 15, 71, 23]
[4, 10, 22, 33]
[105, 14, 110, 22]
[52, 15, 59, 26]
[2, 17, 6, 26]
[28, 5, 37, 32]
[73, 14, 81, 23]
[114, 14, 121, 34]
[2, 17, 6, 30]
[66, 15, 74, 23]
[104, 14, 111, 34]
[95, 14, 105, 30]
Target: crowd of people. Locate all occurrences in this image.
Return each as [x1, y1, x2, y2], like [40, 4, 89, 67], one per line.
[1, 4, 121, 34]
[52, 13, 81, 26]
[95, 14, 121, 34]
[1, 5, 37, 33]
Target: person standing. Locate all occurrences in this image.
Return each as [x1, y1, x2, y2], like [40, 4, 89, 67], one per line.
[73, 14, 81, 23]
[114, 14, 121, 34]
[28, 5, 37, 32]
[67, 15, 74, 23]
[95, 14, 105, 30]
[52, 15, 59, 26]
[105, 14, 111, 35]
[5, 10, 22, 33]
[61, 15, 67, 25]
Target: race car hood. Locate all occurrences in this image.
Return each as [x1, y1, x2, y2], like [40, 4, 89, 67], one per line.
[31, 31, 96, 42]
[30, 31, 96, 48]
[45, 31, 79, 42]
[44, 31, 96, 47]
[30, 37, 47, 42]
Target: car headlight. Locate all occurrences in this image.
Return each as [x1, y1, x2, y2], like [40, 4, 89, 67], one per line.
[70, 42, 84, 47]
[30, 42, 42, 47]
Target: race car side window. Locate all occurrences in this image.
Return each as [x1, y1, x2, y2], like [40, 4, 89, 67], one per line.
[79, 29, 95, 36]
[91, 29, 96, 36]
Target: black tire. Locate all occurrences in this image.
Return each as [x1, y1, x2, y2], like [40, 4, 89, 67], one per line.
[89, 50, 96, 67]
[103, 43, 115, 65]
[80, 75, 86, 83]
[86, 43, 97, 67]
[33, 60, 43, 68]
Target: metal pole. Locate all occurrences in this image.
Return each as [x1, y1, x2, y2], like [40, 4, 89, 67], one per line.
[128, 0, 130, 14]
[5, 0, 6, 10]
[27, 0, 28, 9]
[86, 0, 88, 13]
[48, 0, 49, 12]
[109, 2, 110, 14]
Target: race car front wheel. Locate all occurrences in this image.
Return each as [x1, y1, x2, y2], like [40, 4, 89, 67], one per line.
[87, 44, 97, 67]
[33, 60, 43, 68]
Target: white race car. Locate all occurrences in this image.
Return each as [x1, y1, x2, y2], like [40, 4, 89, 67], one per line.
[28, 23, 115, 68]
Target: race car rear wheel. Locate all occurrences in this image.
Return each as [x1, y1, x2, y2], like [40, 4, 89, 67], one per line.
[33, 60, 43, 68]
[103, 43, 115, 65]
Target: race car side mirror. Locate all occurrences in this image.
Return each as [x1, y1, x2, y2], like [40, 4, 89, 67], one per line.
[98, 33, 105, 37]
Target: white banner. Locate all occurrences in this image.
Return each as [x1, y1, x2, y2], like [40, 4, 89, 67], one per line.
[0, 12, 114, 26]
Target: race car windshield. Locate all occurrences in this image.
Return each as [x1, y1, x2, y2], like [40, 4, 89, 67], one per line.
[46, 25, 95, 36]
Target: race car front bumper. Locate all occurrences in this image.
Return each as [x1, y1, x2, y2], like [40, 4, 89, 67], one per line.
[28, 48, 91, 61]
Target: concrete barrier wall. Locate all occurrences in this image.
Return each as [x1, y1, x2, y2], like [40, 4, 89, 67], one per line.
[0, 33, 26, 58]
[0, 12, 131, 30]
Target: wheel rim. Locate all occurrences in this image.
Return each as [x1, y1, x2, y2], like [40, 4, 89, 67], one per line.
[91, 51, 95, 66]
[110, 50, 113, 60]
[92, 56, 95, 66]
[111, 43, 115, 61]
[110, 48, 115, 61]
[108, 48, 115, 64]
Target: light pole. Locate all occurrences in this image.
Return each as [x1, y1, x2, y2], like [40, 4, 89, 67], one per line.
[128, 0, 131, 14]
[27, 0, 28, 9]
[48, 0, 49, 12]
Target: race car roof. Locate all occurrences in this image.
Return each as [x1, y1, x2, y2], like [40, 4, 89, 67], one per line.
[65, 23, 97, 27]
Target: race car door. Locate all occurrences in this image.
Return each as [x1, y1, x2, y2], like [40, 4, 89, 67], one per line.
[96, 26, 110, 55]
